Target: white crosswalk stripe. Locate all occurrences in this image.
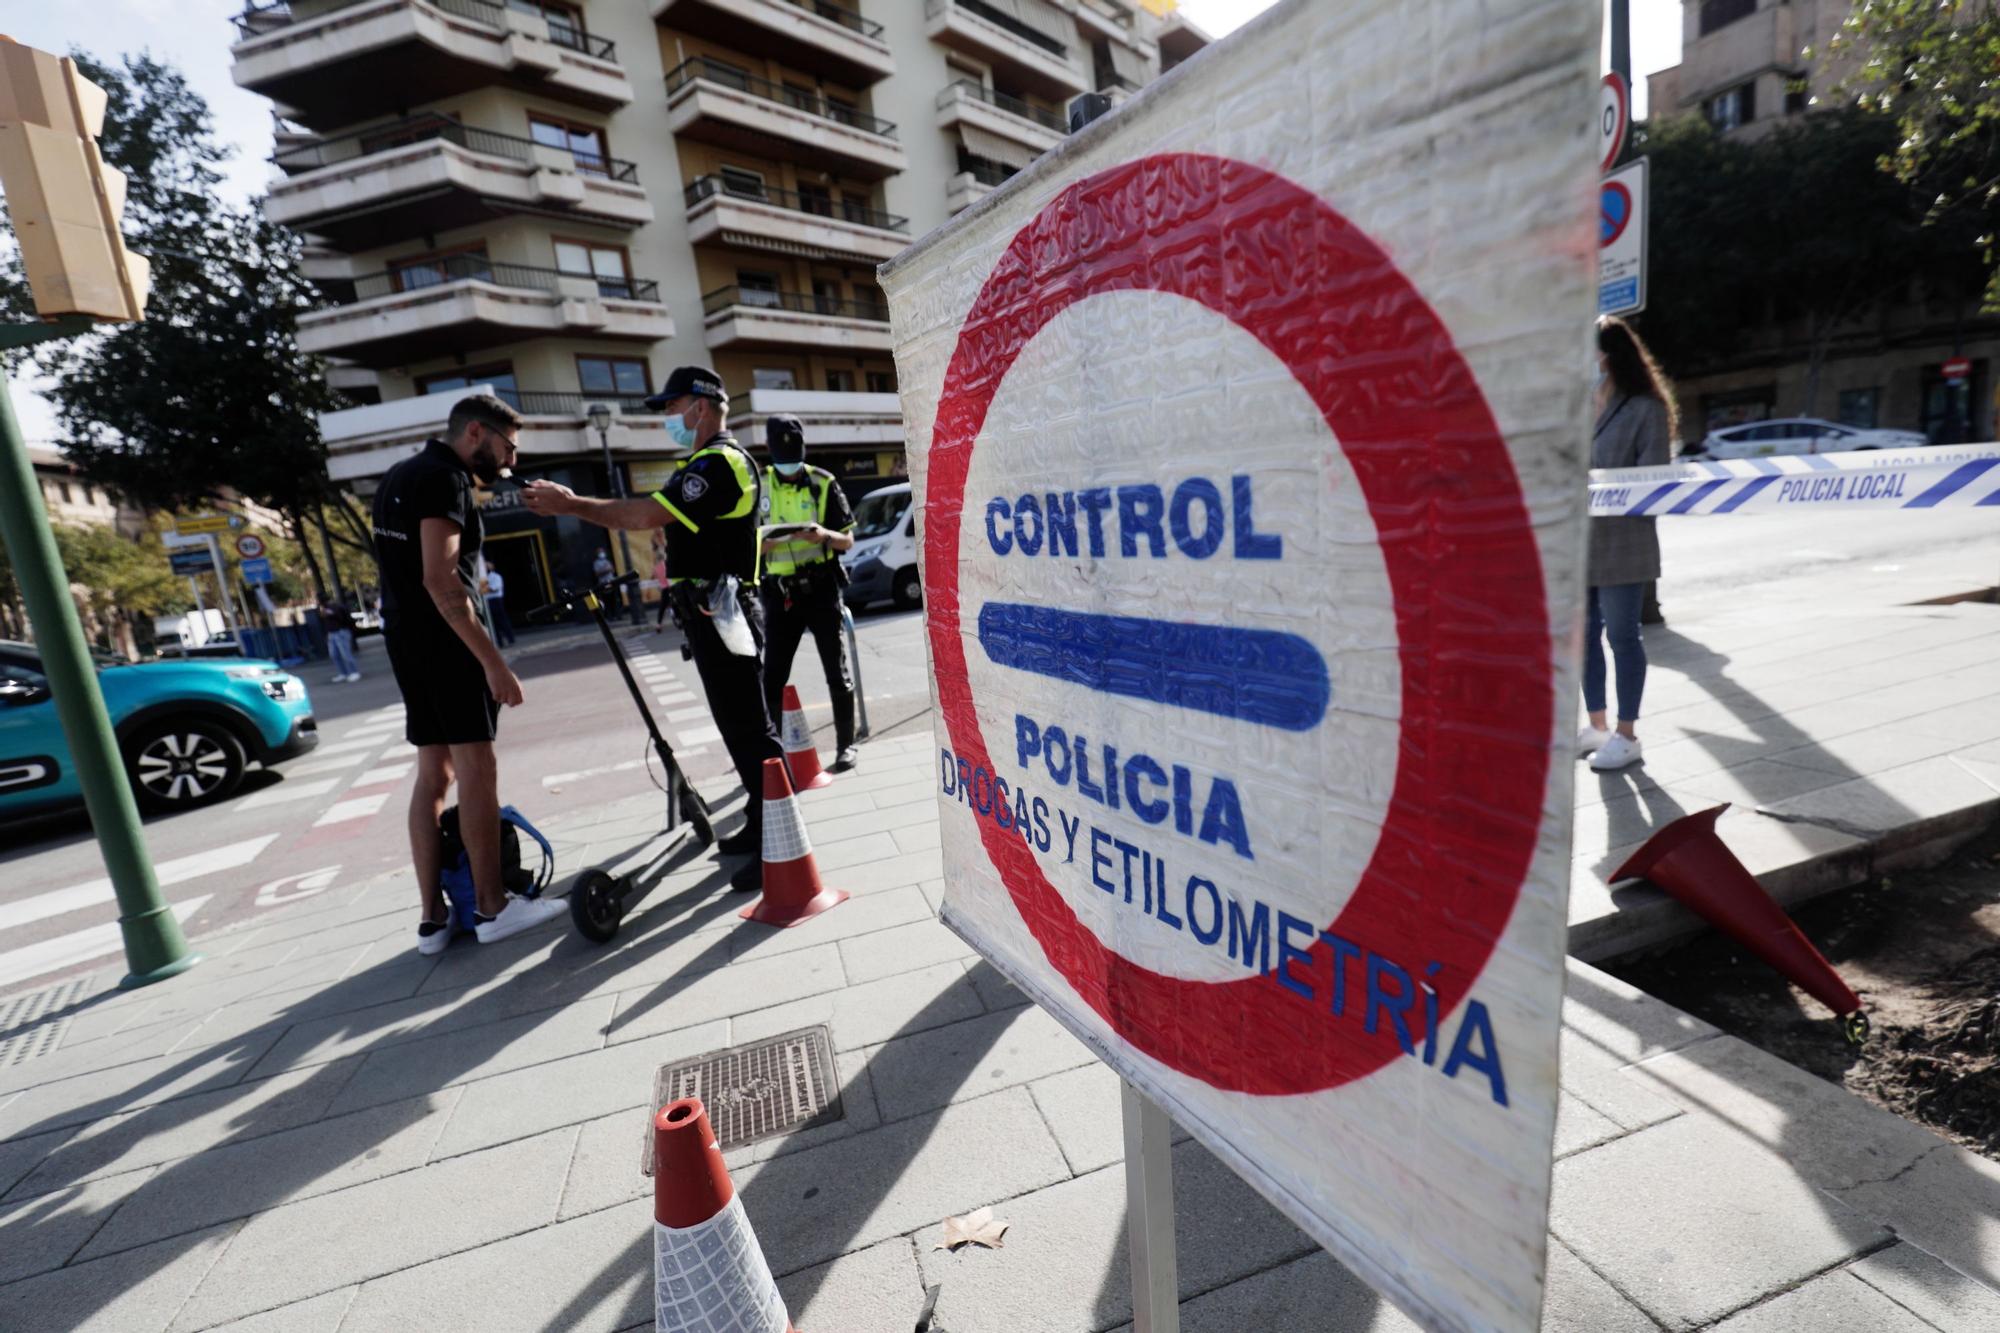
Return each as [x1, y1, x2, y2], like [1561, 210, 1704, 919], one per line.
[349, 763, 413, 788]
[0, 837, 276, 933]
[281, 751, 374, 778]
[676, 724, 723, 746]
[542, 759, 646, 788]
[314, 793, 390, 826]
[234, 777, 343, 812]
[0, 896, 211, 989]
[665, 705, 711, 723]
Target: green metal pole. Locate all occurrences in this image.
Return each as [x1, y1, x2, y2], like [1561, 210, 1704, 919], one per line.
[0, 322, 199, 989]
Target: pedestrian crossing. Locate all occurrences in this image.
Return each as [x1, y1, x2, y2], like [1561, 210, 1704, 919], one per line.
[626, 644, 713, 763]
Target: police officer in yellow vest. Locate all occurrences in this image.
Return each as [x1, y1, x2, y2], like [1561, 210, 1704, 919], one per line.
[759, 414, 859, 772]
[522, 366, 782, 892]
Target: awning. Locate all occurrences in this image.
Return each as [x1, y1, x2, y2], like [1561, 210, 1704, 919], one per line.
[960, 124, 1039, 170]
[1103, 37, 1149, 87]
[986, 0, 1072, 52]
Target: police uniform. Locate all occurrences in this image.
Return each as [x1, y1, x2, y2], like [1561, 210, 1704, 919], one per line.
[759, 414, 859, 768]
[645, 367, 784, 877]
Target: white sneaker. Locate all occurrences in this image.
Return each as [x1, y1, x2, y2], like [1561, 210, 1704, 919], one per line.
[345, 673, 362, 683]
[1576, 726, 1611, 756]
[1588, 733, 1643, 771]
[474, 894, 567, 944]
[416, 915, 455, 956]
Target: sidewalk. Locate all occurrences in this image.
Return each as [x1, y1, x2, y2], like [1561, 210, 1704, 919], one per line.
[2, 611, 1998, 1328]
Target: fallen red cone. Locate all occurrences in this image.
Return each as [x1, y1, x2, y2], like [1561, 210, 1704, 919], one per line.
[1611, 804, 1862, 1020]
[741, 757, 848, 928]
[778, 685, 833, 791]
[652, 1096, 794, 1332]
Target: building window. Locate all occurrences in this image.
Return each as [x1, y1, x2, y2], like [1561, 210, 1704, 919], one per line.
[577, 356, 650, 398]
[417, 363, 520, 408]
[1783, 84, 1807, 116]
[719, 165, 766, 199]
[753, 367, 797, 391]
[390, 246, 490, 292]
[827, 369, 856, 392]
[812, 279, 843, 315]
[1704, 82, 1755, 133]
[1698, 0, 1756, 37]
[1837, 388, 1880, 430]
[553, 239, 633, 298]
[865, 371, 895, 394]
[58, 482, 73, 504]
[798, 183, 833, 217]
[528, 115, 609, 176]
[738, 270, 783, 308]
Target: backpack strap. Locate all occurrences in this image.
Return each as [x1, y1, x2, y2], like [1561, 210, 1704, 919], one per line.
[499, 805, 556, 893]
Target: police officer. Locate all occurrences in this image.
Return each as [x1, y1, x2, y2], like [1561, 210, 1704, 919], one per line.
[759, 414, 860, 772]
[522, 366, 782, 892]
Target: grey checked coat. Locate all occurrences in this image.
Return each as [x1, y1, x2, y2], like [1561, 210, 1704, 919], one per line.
[1588, 394, 1672, 587]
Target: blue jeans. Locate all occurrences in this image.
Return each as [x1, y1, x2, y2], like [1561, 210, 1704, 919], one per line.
[327, 629, 359, 677]
[1583, 583, 1646, 723]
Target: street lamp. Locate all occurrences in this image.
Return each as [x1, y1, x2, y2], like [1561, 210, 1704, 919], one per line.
[587, 402, 643, 624]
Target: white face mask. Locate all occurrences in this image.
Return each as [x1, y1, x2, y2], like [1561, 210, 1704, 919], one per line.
[775, 461, 804, 478]
[666, 402, 702, 449]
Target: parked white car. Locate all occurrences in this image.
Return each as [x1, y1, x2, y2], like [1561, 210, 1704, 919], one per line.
[840, 482, 920, 611]
[1691, 418, 1928, 459]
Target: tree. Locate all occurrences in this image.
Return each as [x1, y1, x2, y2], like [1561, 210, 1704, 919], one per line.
[1639, 109, 1965, 412]
[3, 50, 367, 599]
[1829, 0, 2000, 310]
[50, 522, 189, 658]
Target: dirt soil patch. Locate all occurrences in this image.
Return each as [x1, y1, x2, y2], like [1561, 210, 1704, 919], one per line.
[1609, 823, 2000, 1161]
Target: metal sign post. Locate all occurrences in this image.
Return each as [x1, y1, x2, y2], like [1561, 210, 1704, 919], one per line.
[840, 601, 871, 741]
[1122, 1081, 1180, 1332]
[205, 532, 243, 645]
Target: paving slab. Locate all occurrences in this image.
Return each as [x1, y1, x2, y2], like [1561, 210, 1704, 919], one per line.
[733, 1086, 1069, 1278]
[0, 1031, 281, 1143]
[169, 1125, 578, 1330]
[0, 1221, 239, 1333]
[724, 883, 936, 963]
[1106, 1249, 1420, 1333]
[866, 1004, 1096, 1123]
[1552, 1092, 1624, 1160]
[558, 1108, 656, 1222]
[777, 1236, 929, 1333]
[1827, 1142, 2000, 1295]
[602, 943, 846, 1045]
[76, 1089, 459, 1262]
[839, 918, 978, 985]
[338, 1197, 652, 1333]
[1709, 1267, 1932, 1332]
[324, 994, 615, 1117]
[198, 1287, 357, 1333]
[1551, 1114, 1890, 1330]
[0, 1166, 157, 1284]
[729, 959, 985, 1053]
[1849, 1243, 2000, 1331]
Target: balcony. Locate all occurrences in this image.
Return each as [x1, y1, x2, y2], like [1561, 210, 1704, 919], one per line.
[701, 285, 893, 353]
[319, 389, 669, 482]
[924, 0, 1088, 100]
[683, 175, 908, 265]
[947, 158, 1013, 213]
[230, 0, 632, 131]
[268, 117, 652, 250]
[652, 0, 894, 87]
[663, 57, 906, 181]
[935, 80, 1062, 166]
[734, 388, 903, 446]
[1684, 0, 1796, 102]
[298, 256, 673, 366]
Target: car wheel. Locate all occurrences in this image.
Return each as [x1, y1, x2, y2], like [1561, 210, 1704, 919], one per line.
[126, 719, 246, 811]
[892, 566, 922, 610]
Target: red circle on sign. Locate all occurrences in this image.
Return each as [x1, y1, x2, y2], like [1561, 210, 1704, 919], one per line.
[1601, 72, 1630, 172]
[925, 154, 1554, 1095]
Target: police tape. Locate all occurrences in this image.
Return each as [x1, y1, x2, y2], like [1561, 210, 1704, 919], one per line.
[1588, 444, 2000, 517]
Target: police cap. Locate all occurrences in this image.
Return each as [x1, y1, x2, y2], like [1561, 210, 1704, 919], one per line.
[766, 413, 806, 464]
[644, 366, 729, 411]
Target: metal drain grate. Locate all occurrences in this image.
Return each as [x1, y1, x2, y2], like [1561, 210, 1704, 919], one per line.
[0, 975, 90, 1067]
[642, 1025, 842, 1171]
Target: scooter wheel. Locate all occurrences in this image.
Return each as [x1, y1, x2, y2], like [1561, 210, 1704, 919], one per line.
[569, 869, 624, 943]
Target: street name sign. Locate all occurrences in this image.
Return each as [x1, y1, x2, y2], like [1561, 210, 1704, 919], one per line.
[172, 513, 233, 536]
[1599, 157, 1647, 316]
[879, 1, 1596, 1328]
[168, 549, 214, 576]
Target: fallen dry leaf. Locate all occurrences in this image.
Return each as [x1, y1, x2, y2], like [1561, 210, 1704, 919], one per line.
[934, 1206, 1009, 1251]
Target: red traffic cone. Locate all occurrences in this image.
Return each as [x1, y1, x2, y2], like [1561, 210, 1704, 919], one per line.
[652, 1097, 795, 1332]
[740, 758, 848, 928]
[778, 686, 833, 791]
[1611, 804, 1862, 1020]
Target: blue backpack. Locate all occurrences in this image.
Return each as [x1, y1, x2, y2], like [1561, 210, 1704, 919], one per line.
[437, 805, 555, 932]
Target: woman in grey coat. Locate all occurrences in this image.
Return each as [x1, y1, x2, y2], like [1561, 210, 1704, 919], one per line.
[1581, 317, 1677, 771]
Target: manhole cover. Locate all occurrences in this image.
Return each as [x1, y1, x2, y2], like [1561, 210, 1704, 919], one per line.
[643, 1025, 842, 1171]
[0, 975, 90, 1067]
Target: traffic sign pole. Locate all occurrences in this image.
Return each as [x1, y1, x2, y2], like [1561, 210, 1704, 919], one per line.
[0, 321, 196, 988]
[205, 533, 242, 645]
[1122, 1081, 1180, 1333]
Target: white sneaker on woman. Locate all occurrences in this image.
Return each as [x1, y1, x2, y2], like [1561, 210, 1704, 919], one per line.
[1576, 726, 1611, 756]
[1588, 733, 1643, 771]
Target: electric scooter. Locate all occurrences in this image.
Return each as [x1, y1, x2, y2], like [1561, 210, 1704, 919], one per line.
[527, 573, 714, 942]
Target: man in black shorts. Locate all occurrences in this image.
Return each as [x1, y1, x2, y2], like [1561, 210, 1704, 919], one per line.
[372, 395, 565, 954]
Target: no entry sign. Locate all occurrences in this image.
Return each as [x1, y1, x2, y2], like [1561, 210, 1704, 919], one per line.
[881, 1, 1596, 1328]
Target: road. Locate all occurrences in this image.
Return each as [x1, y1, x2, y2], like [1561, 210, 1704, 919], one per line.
[0, 506, 1991, 1000]
[0, 603, 931, 998]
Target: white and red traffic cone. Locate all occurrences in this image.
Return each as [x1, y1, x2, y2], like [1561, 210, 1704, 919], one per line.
[777, 685, 833, 791]
[740, 757, 848, 928]
[653, 1097, 794, 1333]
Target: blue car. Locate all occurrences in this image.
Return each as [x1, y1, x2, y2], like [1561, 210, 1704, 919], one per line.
[0, 640, 318, 817]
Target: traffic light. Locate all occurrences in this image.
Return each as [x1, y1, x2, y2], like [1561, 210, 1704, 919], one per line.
[0, 38, 150, 322]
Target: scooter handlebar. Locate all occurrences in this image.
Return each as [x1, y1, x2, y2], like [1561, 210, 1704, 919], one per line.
[525, 572, 643, 623]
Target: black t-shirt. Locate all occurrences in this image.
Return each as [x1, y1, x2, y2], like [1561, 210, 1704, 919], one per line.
[372, 438, 482, 638]
[655, 435, 761, 581]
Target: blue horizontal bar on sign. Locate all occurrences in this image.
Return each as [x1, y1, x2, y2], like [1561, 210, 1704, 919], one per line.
[975, 602, 1330, 732]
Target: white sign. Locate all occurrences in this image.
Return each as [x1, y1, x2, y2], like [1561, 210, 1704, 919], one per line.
[1600, 72, 1629, 172]
[879, 1, 1594, 1328]
[1599, 157, 1647, 317]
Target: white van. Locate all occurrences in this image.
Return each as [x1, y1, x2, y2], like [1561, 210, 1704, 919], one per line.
[841, 482, 920, 610]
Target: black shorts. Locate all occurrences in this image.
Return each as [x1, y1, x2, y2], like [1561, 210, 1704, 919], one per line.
[385, 630, 500, 747]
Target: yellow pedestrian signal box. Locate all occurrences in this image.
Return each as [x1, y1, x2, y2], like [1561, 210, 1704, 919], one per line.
[0, 39, 150, 323]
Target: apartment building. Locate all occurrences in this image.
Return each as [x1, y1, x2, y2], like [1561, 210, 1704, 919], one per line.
[228, 0, 1206, 602]
[1644, 0, 1996, 444]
